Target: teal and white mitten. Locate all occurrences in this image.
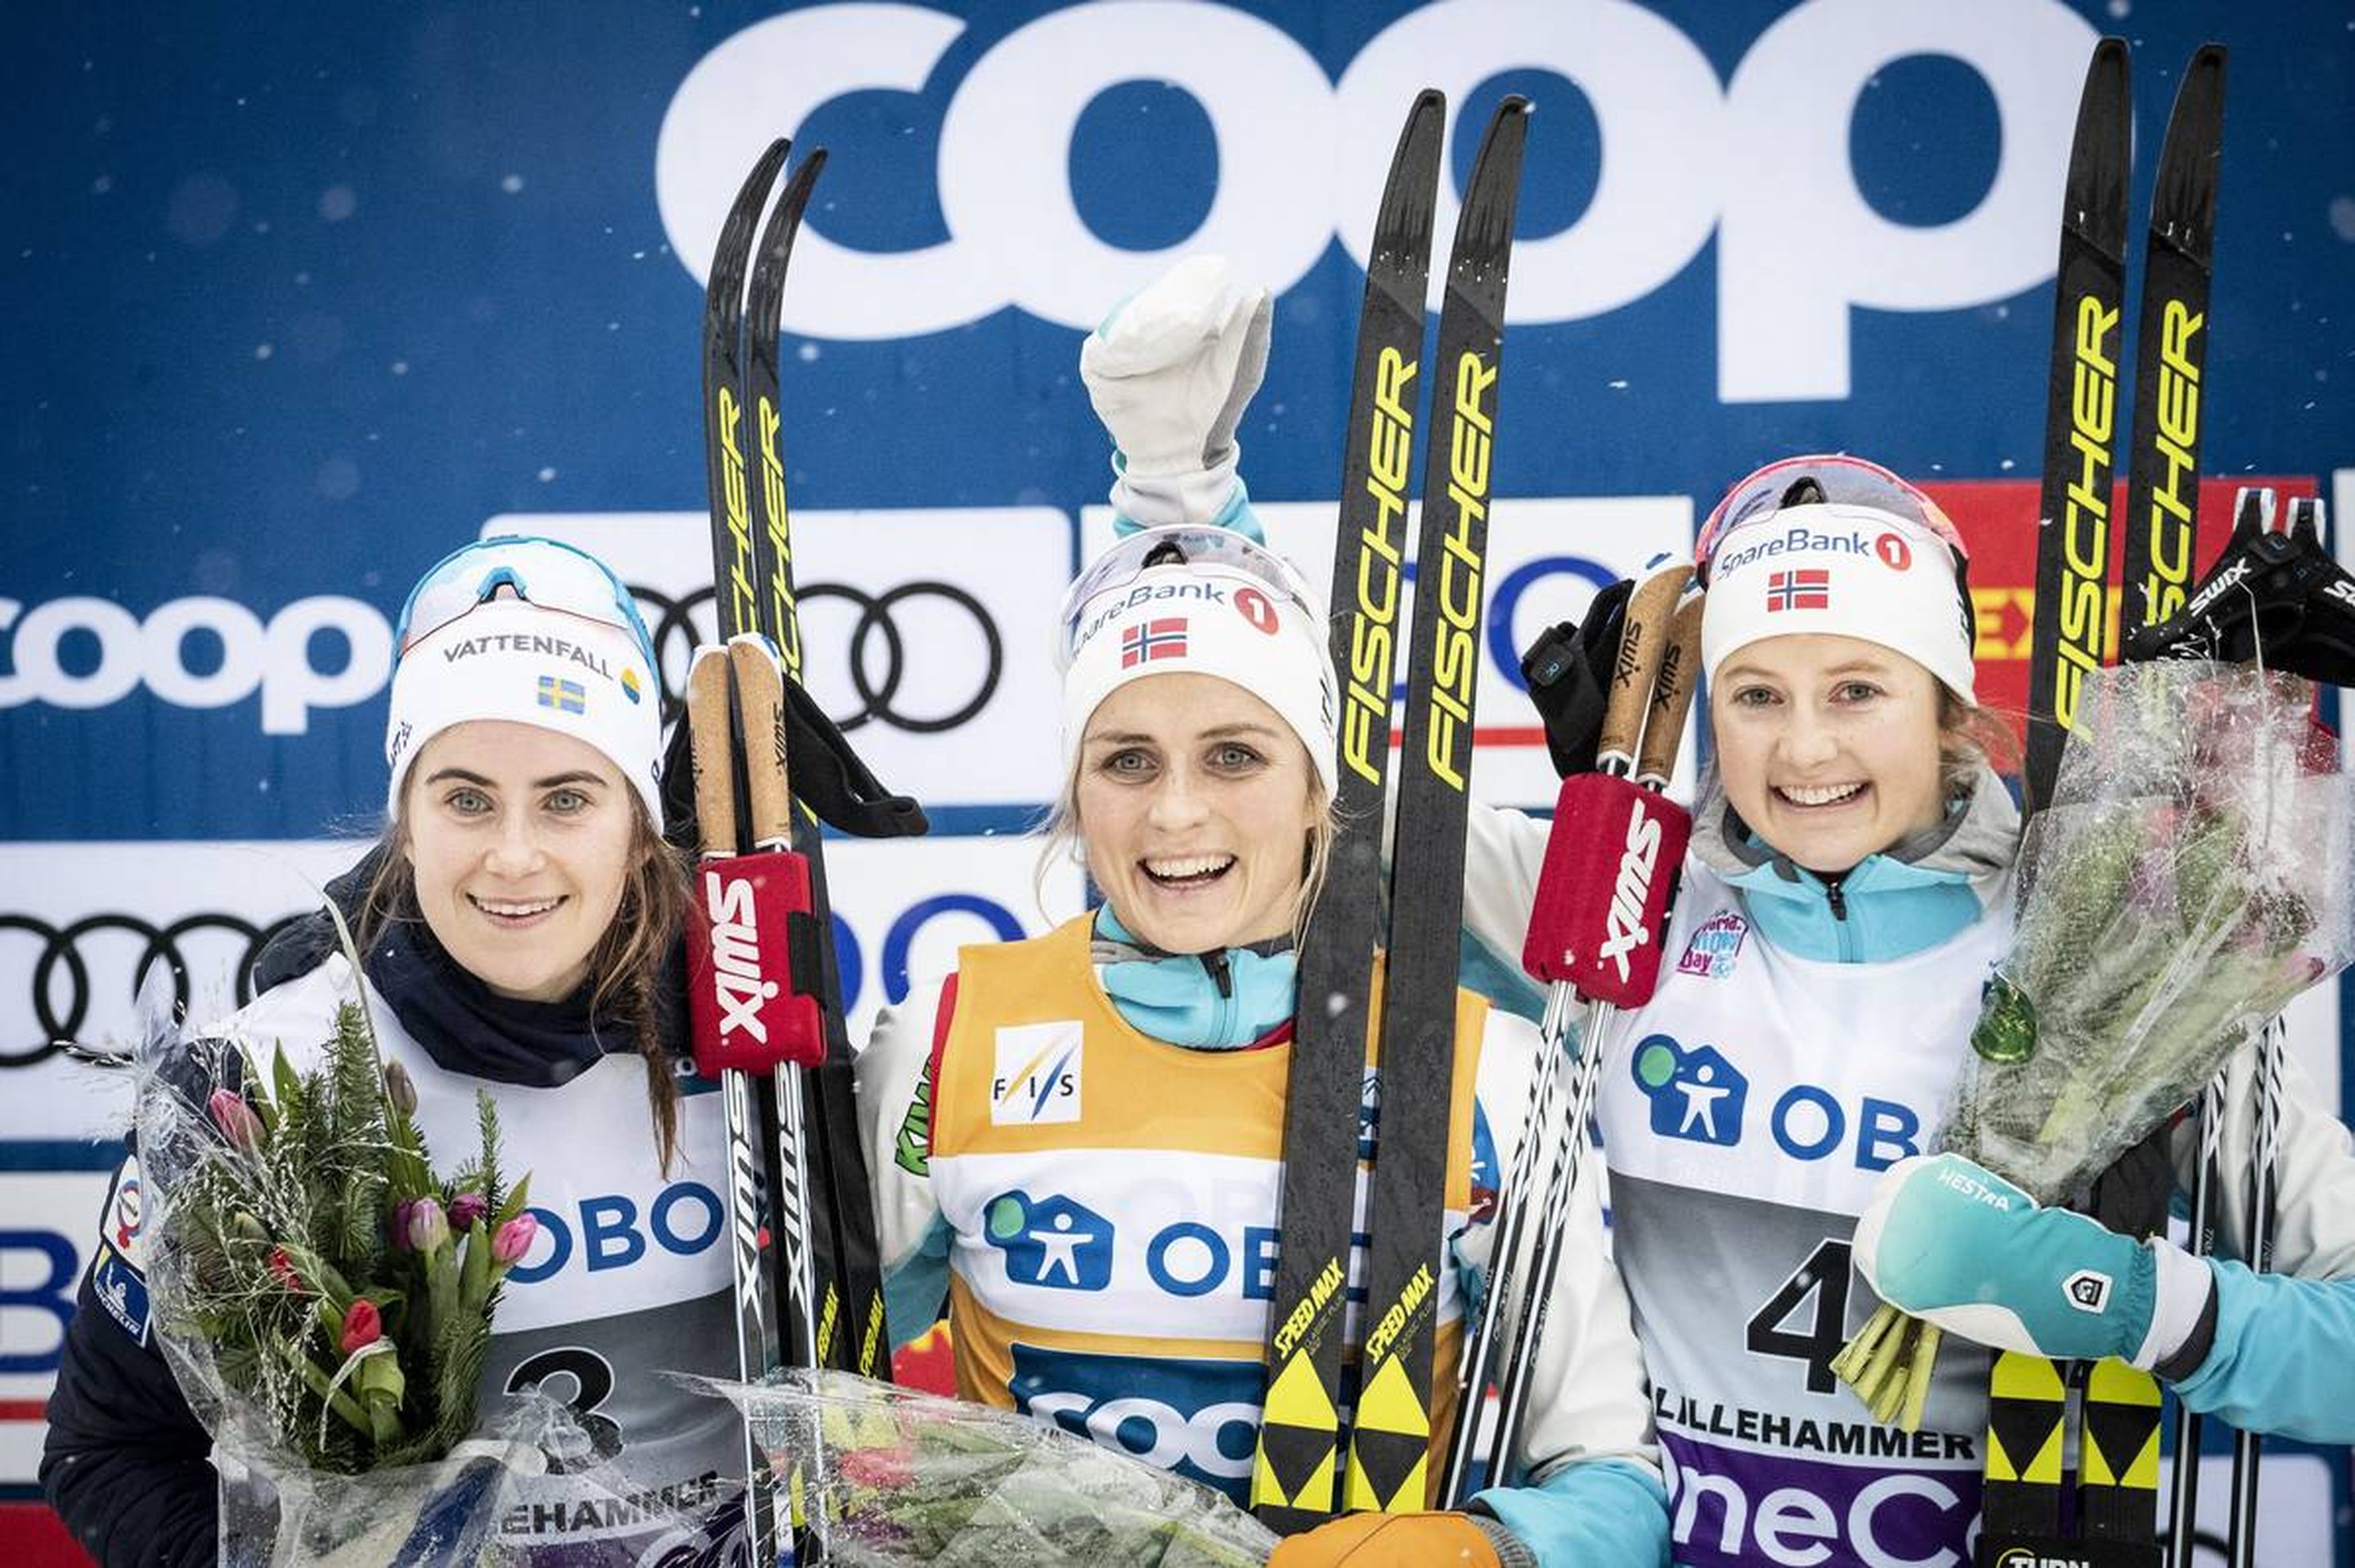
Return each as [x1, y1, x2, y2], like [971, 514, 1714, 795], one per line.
[1854, 1151, 2214, 1369]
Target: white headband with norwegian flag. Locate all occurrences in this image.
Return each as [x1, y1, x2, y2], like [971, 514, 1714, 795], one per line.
[1059, 537, 1339, 799]
[1700, 500, 1980, 702]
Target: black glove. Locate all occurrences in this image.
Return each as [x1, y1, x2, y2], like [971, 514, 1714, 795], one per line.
[1519, 577, 1633, 779]
[2125, 491, 2355, 686]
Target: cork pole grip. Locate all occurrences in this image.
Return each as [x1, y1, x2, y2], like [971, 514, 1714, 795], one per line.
[685, 646, 739, 856]
[726, 637, 796, 850]
[1635, 590, 1706, 792]
[1594, 560, 1692, 776]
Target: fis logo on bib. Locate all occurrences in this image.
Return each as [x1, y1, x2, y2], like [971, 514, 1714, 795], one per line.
[1676, 911, 1748, 980]
[993, 1020, 1082, 1126]
[1631, 1036, 1748, 1146]
[985, 1189, 1115, 1292]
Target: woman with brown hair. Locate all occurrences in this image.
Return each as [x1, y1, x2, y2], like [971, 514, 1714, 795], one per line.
[43, 536, 751, 1566]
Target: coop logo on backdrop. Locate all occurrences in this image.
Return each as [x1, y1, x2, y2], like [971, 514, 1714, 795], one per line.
[659, 0, 2099, 401]
[2, 558, 1011, 740]
[0, 594, 392, 734]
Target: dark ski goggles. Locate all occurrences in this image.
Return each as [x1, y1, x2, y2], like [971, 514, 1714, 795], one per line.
[1056, 525, 1318, 670]
[396, 535, 657, 664]
[1697, 454, 1971, 585]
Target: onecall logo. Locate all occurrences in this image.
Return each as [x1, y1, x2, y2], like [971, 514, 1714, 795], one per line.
[1631, 1035, 1747, 1146]
[0, 594, 392, 733]
[656, 0, 2100, 401]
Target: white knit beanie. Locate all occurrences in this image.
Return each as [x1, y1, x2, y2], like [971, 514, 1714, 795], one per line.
[1058, 526, 1338, 798]
[1700, 460, 1978, 702]
[385, 598, 664, 823]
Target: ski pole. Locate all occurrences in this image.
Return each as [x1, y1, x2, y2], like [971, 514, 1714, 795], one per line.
[1439, 563, 1696, 1504]
[1435, 560, 1684, 1505]
[1483, 586, 1702, 1490]
[2223, 1014, 2281, 1568]
[2223, 495, 2317, 1568]
[685, 641, 834, 1566]
[2164, 1076, 2222, 1568]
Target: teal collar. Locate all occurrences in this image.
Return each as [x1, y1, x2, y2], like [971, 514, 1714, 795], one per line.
[1720, 850, 1984, 963]
[1091, 907, 1296, 1049]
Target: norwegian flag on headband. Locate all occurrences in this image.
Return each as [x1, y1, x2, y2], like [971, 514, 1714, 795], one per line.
[1120, 617, 1189, 668]
[1765, 568, 1831, 613]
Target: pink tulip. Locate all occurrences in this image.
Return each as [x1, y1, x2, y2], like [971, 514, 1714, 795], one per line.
[208, 1089, 262, 1149]
[339, 1299, 382, 1356]
[491, 1212, 539, 1266]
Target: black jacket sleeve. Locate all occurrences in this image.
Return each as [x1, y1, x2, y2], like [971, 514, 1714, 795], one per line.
[39, 1175, 219, 1567]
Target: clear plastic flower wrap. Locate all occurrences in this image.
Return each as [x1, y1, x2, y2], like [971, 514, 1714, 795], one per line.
[1836, 662, 2355, 1427]
[686, 1369, 1279, 1566]
[1950, 662, 2354, 1198]
[213, 1396, 631, 1568]
[132, 977, 704, 1564]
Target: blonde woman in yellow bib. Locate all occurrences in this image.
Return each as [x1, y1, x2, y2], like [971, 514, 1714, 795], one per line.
[855, 260, 1668, 1568]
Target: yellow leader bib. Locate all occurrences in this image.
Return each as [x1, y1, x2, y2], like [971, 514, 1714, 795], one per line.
[927, 916, 1487, 1506]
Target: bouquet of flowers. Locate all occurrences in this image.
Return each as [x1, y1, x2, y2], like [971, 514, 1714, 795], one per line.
[1835, 662, 2355, 1427]
[136, 986, 564, 1563]
[691, 1369, 1279, 1566]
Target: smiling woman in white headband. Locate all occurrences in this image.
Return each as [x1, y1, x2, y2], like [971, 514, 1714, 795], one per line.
[1457, 453, 2355, 1567]
[854, 259, 1666, 1568]
[42, 536, 765, 1566]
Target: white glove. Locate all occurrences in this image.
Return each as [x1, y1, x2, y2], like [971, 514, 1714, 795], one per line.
[1081, 254, 1272, 529]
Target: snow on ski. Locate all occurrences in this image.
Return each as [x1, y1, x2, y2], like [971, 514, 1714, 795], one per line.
[1341, 94, 1528, 1521]
[1251, 87, 1442, 1537]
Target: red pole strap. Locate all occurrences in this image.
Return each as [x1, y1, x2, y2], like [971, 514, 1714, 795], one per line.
[686, 849, 828, 1074]
[1521, 772, 1691, 1007]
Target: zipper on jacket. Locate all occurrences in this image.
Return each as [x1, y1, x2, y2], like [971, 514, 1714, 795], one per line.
[1821, 872, 1864, 961]
[1200, 948, 1237, 1042]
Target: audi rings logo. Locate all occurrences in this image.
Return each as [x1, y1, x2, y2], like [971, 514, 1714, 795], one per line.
[631, 580, 1003, 734]
[2, 912, 294, 1068]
